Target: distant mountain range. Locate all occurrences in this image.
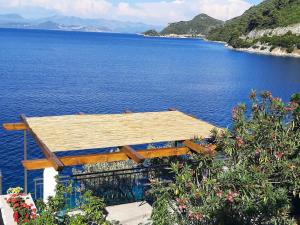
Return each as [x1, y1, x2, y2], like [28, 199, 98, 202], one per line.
[143, 14, 224, 37]
[0, 14, 162, 34]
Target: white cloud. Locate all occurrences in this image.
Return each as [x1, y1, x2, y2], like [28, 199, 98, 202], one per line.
[115, 0, 252, 24]
[115, 1, 190, 24]
[0, 0, 113, 18]
[117, 2, 144, 17]
[0, 0, 252, 25]
[194, 0, 252, 20]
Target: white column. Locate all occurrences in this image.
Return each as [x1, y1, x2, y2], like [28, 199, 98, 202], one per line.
[43, 167, 58, 202]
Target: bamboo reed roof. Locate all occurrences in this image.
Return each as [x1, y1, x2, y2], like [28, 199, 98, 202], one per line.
[25, 111, 220, 152]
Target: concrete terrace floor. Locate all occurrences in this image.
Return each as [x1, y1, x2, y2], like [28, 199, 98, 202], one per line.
[106, 201, 152, 225]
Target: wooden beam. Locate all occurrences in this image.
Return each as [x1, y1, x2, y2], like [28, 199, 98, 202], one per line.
[20, 114, 64, 171]
[22, 146, 192, 170]
[183, 140, 216, 155]
[120, 145, 145, 163]
[3, 123, 26, 131]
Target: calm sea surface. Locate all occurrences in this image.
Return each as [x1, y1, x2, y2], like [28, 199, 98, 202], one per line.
[0, 28, 299, 192]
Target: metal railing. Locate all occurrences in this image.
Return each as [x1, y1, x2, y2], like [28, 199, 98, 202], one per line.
[33, 164, 172, 207]
[72, 164, 172, 206]
[33, 175, 71, 200]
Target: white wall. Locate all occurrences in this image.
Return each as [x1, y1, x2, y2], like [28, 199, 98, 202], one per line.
[43, 167, 58, 202]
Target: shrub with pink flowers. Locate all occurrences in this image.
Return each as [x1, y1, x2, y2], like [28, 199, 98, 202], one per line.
[150, 91, 300, 225]
[5, 193, 37, 224]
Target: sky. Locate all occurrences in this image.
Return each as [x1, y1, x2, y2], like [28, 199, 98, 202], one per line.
[0, 0, 263, 25]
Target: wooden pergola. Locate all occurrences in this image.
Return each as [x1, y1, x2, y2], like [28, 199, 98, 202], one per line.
[3, 110, 220, 192]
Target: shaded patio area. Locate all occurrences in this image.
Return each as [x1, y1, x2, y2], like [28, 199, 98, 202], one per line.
[3, 109, 220, 204]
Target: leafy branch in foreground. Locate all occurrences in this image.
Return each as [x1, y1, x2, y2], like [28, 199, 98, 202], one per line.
[26, 178, 110, 225]
[150, 90, 300, 225]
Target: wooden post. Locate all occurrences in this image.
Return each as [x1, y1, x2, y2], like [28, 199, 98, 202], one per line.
[20, 114, 64, 171]
[24, 130, 28, 194]
[175, 141, 181, 147]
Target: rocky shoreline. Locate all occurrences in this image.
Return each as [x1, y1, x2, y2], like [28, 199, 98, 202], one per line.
[142, 33, 300, 58]
[204, 38, 300, 58]
[142, 33, 203, 39]
[227, 44, 300, 58]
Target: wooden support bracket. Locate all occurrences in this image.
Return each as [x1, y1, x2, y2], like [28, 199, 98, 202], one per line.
[183, 140, 216, 155]
[20, 114, 64, 171]
[120, 145, 145, 163]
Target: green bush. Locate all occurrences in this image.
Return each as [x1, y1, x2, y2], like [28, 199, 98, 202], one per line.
[228, 36, 253, 49]
[287, 45, 295, 53]
[150, 91, 300, 225]
[258, 33, 300, 51]
[26, 178, 110, 225]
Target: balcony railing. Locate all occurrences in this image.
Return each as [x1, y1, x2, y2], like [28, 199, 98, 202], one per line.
[33, 164, 172, 208]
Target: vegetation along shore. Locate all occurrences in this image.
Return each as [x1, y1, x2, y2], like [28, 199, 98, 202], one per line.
[144, 0, 300, 57]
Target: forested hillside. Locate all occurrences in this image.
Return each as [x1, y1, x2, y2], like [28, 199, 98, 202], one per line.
[207, 0, 300, 53]
[208, 0, 300, 42]
[143, 13, 223, 37]
[160, 13, 223, 36]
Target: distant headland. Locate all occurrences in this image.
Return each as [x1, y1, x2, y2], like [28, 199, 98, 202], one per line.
[143, 0, 300, 58]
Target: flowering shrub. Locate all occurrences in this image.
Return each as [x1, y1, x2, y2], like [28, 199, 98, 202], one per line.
[150, 91, 300, 225]
[5, 193, 37, 224]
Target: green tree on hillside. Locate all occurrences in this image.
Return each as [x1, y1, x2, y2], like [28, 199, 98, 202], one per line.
[207, 0, 300, 44]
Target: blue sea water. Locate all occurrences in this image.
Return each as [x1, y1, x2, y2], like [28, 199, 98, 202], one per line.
[0, 28, 299, 192]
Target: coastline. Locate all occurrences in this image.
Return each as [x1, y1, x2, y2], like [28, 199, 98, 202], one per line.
[227, 45, 300, 58]
[142, 33, 203, 39]
[203, 37, 300, 58]
[2, 28, 300, 58]
[143, 34, 300, 58]
[202, 38, 226, 44]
